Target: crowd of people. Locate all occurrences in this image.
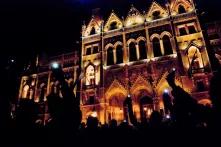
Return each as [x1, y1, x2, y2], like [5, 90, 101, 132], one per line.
[1, 64, 221, 146]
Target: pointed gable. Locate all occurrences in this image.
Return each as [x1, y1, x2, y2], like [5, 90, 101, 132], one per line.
[84, 16, 102, 37]
[105, 79, 127, 99]
[104, 11, 123, 32]
[130, 75, 154, 95]
[124, 5, 145, 27]
[146, 1, 168, 21]
[170, 0, 193, 15]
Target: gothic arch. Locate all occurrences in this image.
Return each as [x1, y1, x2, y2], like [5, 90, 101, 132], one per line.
[105, 80, 127, 100]
[171, 0, 193, 14]
[160, 31, 172, 39]
[147, 1, 168, 21]
[186, 46, 204, 70]
[84, 17, 102, 37]
[124, 5, 145, 27]
[150, 34, 160, 41]
[104, 12, 123, 32]
[114, 41, 123, 49]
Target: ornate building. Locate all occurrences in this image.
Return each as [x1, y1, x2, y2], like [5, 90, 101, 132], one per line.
[18, 0, 213, 125]
[80, 0, 212, 124]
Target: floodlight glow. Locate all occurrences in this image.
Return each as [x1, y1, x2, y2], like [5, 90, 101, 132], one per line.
[51, 62, 59, 69]
[164, 89, 169, 94]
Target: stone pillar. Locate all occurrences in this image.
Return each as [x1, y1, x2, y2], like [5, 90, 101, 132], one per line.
[160, 39, 165, 56]
[123, 31, 128, 63]
[145, 25, 152, 59]
[113, 50, 117, 64]
[136, 44, 140, 60]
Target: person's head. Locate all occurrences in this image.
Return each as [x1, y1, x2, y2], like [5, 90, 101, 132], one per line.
[86, 116, 99, 129]
[109, 119, 117, 128]
[149, 111, 162, 125]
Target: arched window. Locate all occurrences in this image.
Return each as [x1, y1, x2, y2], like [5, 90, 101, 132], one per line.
[86, 65, 95, 86]
[162, 35, 173, 55]
[109, 21, 118, 30]
[90, 27, 96, 35]
[152, 38, 162, 57]
[188, 46, 204, 71]
[138, 40, 147, 60]
[107, 47, 114, 65]
[129, 42, 137, 62]
[116, 45, 123, 64]
[178, 5, 186, 14]
[22, 85, 29, 98]
[152, 11, 161, 20]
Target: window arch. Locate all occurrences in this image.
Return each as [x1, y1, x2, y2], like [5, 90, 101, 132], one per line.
[162, 35, 173, 55]
[188, 46, 204, 71]
[116, 45, 123, 64]
[107, 47, 114, 66]
[109, 21, 118, 30]
[178, 5, 186, 14]
[86, 65, 95, 86]
[90, 27, 96, 35]
[152, 38, 162, 57]
[129, 42, 137, 62]
[138, 40, 147, 60]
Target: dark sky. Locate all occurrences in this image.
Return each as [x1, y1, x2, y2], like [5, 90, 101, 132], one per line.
[0, 0, 220, 67]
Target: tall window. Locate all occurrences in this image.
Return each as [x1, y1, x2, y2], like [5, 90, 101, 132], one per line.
[93, 46, 99, 54]
[178, 5, 186, 14]
[188, 25, 197, 34]
[90, 27, 96, 35]
[86, 48, 91, 55]
[129, 42, 137, 62]
[138, 40, 147, 60]
[162, 36, 173, 55]
[107, 47, 114, 65]
[86, 65, 95, 86]
[152, 38, 162, 57]
[116, 45, 123, 64]
[179, 27, 187, 36]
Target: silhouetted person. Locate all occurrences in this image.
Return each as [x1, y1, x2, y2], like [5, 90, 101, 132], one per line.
[109, 119, 117, 129]
[149, 111, 163, 129]
[210, 66, 221, 128]
[166, 70, 198, 128]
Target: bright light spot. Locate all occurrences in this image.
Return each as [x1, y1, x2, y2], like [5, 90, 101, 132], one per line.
[51, 62, 59, 69]
[91, 111, 97, 118]
[164, 89, 169, 94]
[172, 68, 176, 71]
[166, 114, 170, 119]
[11, 59, 15, 63]
[143, 107, 147, 111]
[128, 94, 131, 98]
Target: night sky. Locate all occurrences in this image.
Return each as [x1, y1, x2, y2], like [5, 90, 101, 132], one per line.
[0, 0, 221, 68]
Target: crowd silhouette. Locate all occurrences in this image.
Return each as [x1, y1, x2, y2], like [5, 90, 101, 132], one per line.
[1, 63, 221, 146]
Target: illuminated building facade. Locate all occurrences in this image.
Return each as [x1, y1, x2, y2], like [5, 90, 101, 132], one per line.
[80, 0, 212, 124]
[18, 0, 213, 125]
